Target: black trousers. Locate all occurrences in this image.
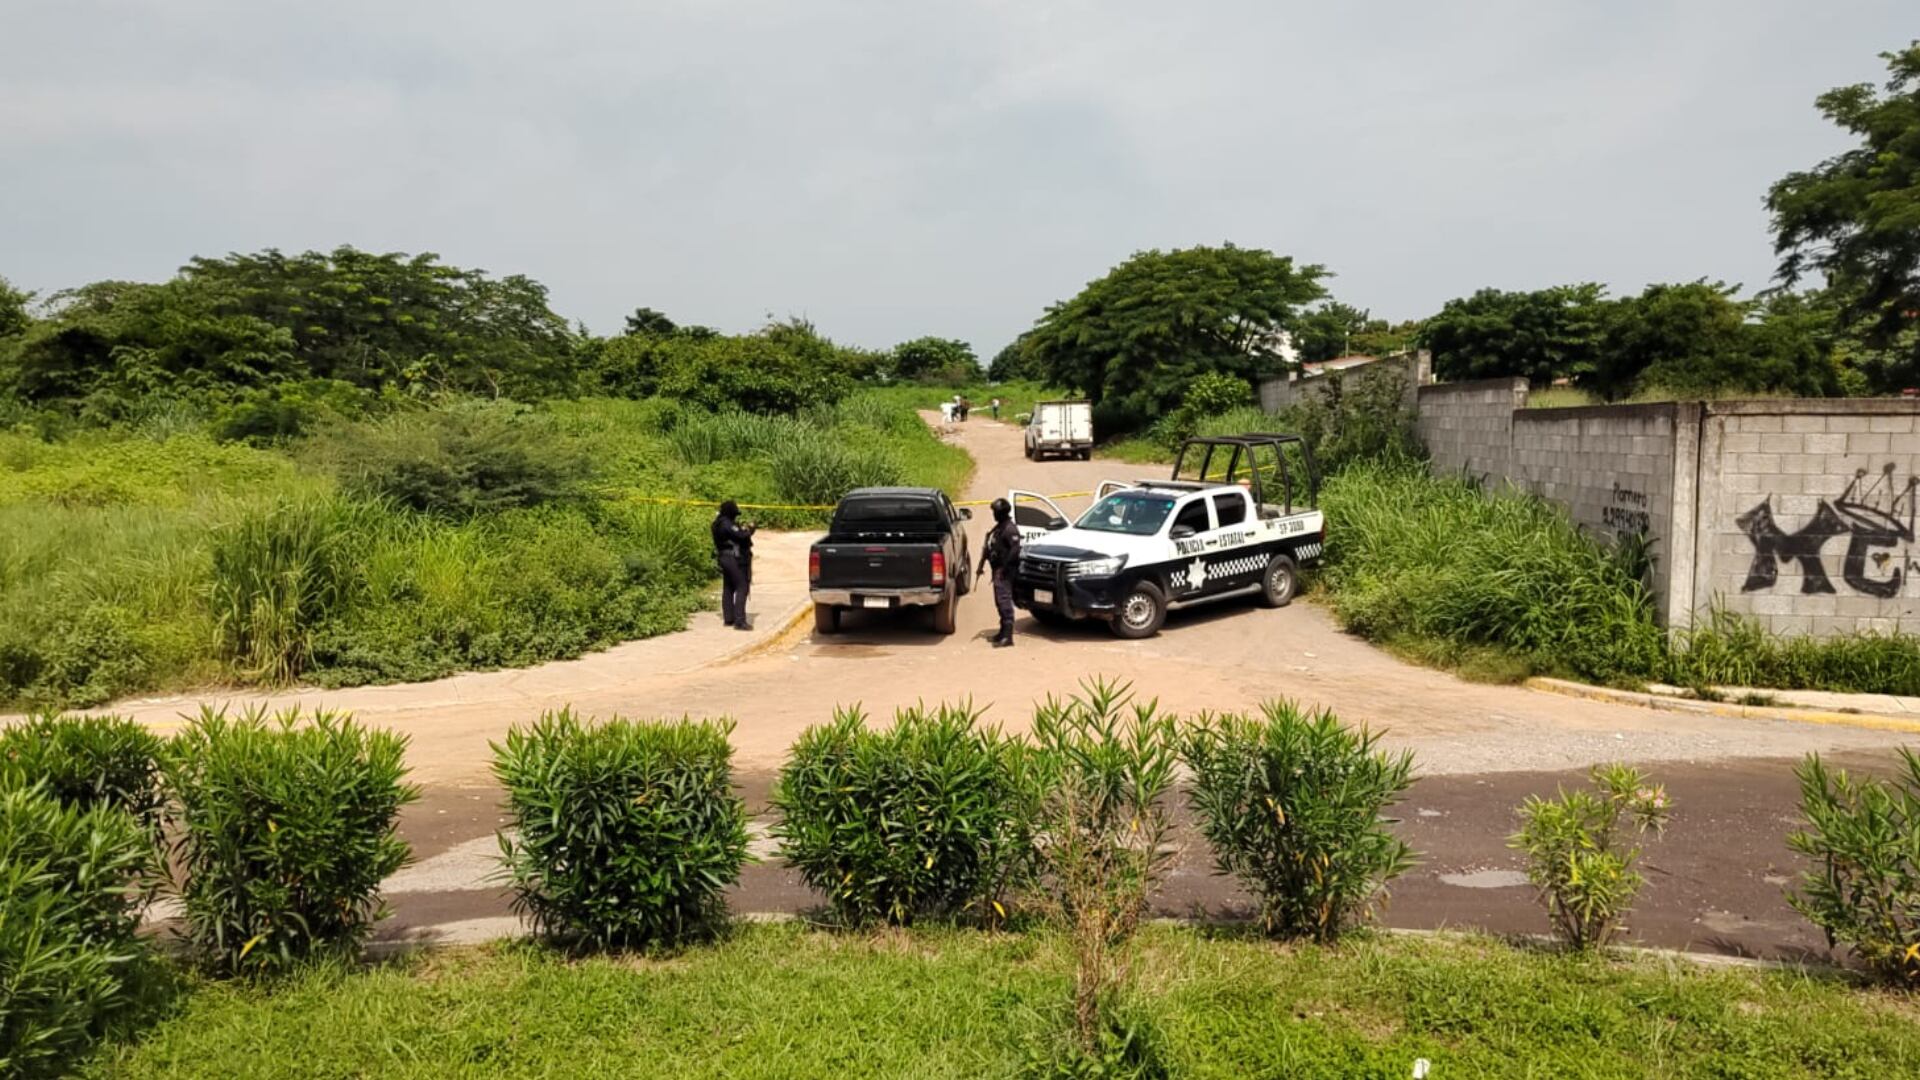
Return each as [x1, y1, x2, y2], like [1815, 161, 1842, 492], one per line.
[719, 553, 751, 627]
[993, 575, 1015, 640]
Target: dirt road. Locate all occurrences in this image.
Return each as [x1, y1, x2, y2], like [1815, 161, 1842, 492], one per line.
[113, 414, 1919, 960]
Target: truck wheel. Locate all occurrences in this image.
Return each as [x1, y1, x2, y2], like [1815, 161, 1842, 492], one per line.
[1110, 581, 1166, 640]
[1078, 449, 1092, 461]
[1024, 442, 1035, 460]
[814, 603, 840, 634]
[1260, 554, 1298, 608]
[931, 587, 957, 635]
[956, 557, 973, 596]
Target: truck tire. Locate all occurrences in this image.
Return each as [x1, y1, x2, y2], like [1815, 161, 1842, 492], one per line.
[814, 603, 840, 635]
[1078, 448, 1093, 461]
[956, 555, 973, 596]
[1110, 580, 1166, 640]
[1024, 442, 1035, 460]
[1259, 553, 1298, 608]
[930, 587, 957, 635]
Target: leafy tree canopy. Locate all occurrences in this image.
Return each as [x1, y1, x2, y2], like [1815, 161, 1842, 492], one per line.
[1293, 302, 1418, 365]
[889, 336, 977, 383]
[0, 275, 31, 339]
[1024, 244, 1328, 420]
[593, 317, 858, 412]
[1419, 284, 1609, 387]
[0, 248, 580, 412]
[623, 307, 677, 337]
[1768, 41, 1920, 390]
[987, 336, 1044, 383]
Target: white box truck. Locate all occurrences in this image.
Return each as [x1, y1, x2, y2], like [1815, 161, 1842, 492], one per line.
[1024, 399, 1094, 460]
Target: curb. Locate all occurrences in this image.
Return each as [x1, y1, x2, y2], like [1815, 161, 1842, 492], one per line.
[715, 600, 814, 667]
[1525, 677, 1920, 735]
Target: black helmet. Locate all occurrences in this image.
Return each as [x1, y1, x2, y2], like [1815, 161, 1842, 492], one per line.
[991, 497, 1012, 521]
[719, 499, 740, 519]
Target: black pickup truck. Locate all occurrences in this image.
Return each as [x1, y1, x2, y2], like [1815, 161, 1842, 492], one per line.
[809, 487, 972, 635]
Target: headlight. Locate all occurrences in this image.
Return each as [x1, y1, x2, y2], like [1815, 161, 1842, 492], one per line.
[1066, 556, 1126, 578]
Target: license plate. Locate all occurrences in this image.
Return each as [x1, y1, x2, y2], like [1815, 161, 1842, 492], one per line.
[861, 596, 890, 610]
[1034, 589, 1054, 605]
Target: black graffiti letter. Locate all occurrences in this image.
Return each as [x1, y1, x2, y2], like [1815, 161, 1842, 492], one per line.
[1735, 498, 1845, 594]
[1841, 529, 1903, 598]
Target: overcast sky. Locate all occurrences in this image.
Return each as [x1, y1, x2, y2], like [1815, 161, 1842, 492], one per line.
[2, 2, 1912, 353]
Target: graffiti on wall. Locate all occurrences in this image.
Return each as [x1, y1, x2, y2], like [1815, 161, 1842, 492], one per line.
[1736, 464, 1919, 598]
[1602, 482, 1651, 537]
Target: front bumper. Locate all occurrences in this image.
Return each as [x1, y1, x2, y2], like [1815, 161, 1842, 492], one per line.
[811, 586, 945, 609]
[1011, 558, 1124, 619]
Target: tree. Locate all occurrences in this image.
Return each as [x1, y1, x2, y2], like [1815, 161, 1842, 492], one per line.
[1768, 42, 1920, 391]
[622, 307, 677, 337]
[1024, 244, 1328, 422]
[1294, 302, 1372, 364]
[0, 275, 31, 339]
[1419, 285, 1608, 387]
[987, 336, 1044, 383]
[1588, 282, 1841, 401]
[889, 337, 977, 383]
[2, 249, 583, 408]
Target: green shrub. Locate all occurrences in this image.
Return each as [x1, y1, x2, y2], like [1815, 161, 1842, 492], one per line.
[0, 713, 167, 830]
[1509, 764, 1671, 950]
[1181, 701, 1415, 941]
[493, 710, 748, 949]
[772, 703, 1032, 926]
[766, 431, 904, 507]
[1787, 750, 1920, 986]
[164, 706, 417, 975]
[1025, 680, 1178, 1058]
[303, 401, 588, 517]
[0, 783, 158, 1079]
[209, 497, 364, 685]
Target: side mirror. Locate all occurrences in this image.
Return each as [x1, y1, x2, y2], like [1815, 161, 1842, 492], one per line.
[1170, 525, 1196, 540]
[1047, 516, 1069, 531]
[958, 508, 973, 520]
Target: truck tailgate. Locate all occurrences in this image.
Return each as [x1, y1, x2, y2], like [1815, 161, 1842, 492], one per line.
[814, 542, 940, 590]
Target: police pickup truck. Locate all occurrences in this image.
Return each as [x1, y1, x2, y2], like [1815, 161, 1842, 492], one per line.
[1008, 435, 1324, 639]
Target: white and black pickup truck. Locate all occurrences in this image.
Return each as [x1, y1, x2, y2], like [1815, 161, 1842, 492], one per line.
[1008, 435, 1325, 639]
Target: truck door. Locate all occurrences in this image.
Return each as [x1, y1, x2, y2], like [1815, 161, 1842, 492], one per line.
[1007, 489, 1070, 545]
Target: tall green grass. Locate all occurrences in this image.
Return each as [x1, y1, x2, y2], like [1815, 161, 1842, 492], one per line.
[1318, 462, 1668, 685]
[1, 391, 970, 708]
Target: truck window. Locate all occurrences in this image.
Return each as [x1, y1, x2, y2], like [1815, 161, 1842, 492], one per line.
[1211, 492, 1247, 527]
[1172, 499, 1211, 535]
[836, 497, 941, 526]
[1076, 492, 1175, 535]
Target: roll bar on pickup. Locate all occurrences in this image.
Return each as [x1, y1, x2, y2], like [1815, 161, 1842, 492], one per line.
[1169, 434, 1319, 514]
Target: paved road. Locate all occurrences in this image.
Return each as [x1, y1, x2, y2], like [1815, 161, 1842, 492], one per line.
[123, 414, 1918, 962]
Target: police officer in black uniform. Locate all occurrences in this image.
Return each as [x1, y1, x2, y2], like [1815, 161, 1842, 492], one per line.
[712, 500, 756, 631]
[979, 497, 1021, 647]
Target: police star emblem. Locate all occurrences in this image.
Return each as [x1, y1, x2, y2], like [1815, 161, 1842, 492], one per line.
[1185, 557, 1208, 591]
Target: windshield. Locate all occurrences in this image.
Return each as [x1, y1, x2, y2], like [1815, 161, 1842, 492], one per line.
[1075, 492, 1176, 535]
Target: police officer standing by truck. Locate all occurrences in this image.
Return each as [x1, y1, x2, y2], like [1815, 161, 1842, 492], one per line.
[979, 497, 1021, 647]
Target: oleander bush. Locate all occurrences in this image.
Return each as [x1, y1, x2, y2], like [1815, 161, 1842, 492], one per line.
[1024, 680, 1179, 1063]
[493, 709, 750, 950]
[772, 702, 1032, 926]
[0, 713, 168, 831]
[1181, 701, 1415, 942]
[1787, 749, 1920, 986]
[1510, 764, 1671, 950]
[164, 706, 417, 975]
[0, 781, 158, 1079]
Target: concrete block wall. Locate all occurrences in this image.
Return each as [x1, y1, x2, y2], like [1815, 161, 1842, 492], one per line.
[1414, 378, 1529, 481]
[1260, 351, 1431, 414]
[1689, 400, 1920, 637]
[1510, 404, 1687, 620]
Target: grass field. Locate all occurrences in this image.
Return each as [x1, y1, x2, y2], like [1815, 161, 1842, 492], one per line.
[0, 392, 970, 709]
[86, 924, 1920, 1079]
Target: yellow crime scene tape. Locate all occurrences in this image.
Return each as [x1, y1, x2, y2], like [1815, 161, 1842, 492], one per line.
[603, 491, 1098, 512]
